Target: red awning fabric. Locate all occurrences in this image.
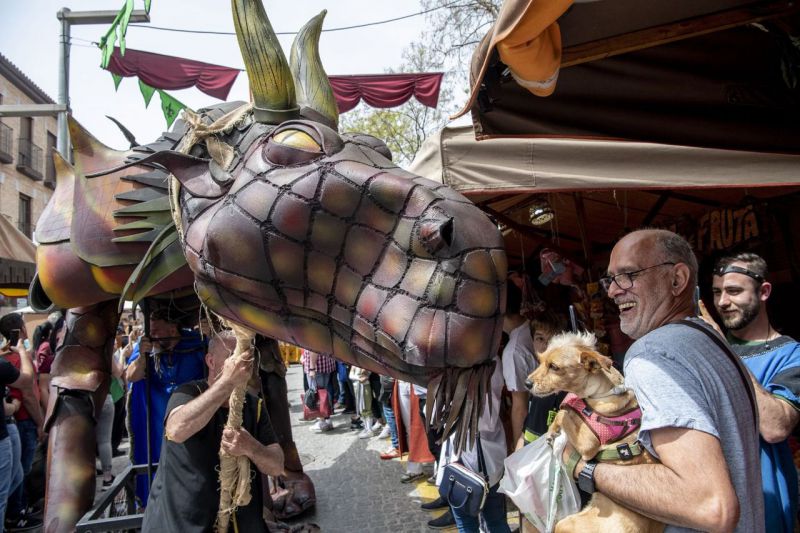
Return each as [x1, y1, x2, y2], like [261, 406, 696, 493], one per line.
[329, 73, 444, 113]
[106, 47, 240, 100]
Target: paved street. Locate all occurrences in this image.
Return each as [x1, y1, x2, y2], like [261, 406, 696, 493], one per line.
[283, 364, 453, 532]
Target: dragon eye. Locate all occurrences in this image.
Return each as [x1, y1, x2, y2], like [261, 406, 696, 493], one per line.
[549, 363, 560, 371]
[263, 127, 324, 166]
[272, 129, 322, 153]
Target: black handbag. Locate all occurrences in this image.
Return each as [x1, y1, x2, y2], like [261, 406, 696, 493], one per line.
[304, 387, 318, 410]
[438, 436, 489, 517]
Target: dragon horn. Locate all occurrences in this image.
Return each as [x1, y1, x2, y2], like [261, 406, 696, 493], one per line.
[290, 10, 339, 130]
[232, 0, 298, 124]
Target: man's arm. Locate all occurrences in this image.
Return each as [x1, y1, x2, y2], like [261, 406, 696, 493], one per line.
[165, 352, 252, 443]
[574, 427, 739, 533]
[11, 342, 44, 434]
[751, 376, 800, 444]
[221, 428, 284, 477]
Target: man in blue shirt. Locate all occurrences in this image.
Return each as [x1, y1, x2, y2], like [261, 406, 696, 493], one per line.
[712, 252, 800, 533]
[125, 308, 206, 507]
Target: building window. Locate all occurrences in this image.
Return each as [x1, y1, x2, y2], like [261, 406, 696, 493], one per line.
[18, 193, 32, 238]
[17, 117, 43, 180]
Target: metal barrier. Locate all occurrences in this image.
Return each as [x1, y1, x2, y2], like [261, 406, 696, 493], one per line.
[75, 464, 155, 533]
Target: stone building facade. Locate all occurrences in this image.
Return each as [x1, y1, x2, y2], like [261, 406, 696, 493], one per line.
[0, 51, 57, 240]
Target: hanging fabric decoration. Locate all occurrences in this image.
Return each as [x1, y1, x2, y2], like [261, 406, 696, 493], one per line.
[328, 72, 444, 113]
[157, 90, 187, 128]
[139, 80, 156, 108]
[111, 73, 123, 90]
[106, 47, 240, 100]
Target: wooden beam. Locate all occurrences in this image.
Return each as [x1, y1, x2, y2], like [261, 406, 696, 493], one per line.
[482, 205, 581, 244]
[641, 192, 672, 226]
[641, 190, 726, 208]
[562, 0, 800, 68]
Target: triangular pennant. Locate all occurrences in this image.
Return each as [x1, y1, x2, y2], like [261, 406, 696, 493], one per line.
[111, 72, 123, 91]
[158, 90, 188, 128]
[139, 80, 156, 108]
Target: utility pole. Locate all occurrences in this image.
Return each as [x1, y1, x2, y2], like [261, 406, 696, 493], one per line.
[55, 8, 150, 159]
[0, 8, 150, 158]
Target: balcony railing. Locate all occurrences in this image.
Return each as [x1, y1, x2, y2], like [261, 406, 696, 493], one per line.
[0, 122, 12, 164]
[17, 137, 43, 180]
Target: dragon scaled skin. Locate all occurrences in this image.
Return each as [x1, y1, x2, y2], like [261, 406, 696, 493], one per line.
[31, 2, 507, 530]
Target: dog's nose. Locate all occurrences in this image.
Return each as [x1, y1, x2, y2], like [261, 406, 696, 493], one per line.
[524, 379, 533, 389]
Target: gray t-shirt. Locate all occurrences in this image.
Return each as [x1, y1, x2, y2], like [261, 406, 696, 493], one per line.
[623, 318, 764, 533]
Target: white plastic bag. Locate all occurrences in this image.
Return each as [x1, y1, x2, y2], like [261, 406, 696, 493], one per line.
[498, 432, 581, 533]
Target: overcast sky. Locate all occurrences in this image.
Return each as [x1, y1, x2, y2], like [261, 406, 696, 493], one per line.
[1, 0, 429, 149]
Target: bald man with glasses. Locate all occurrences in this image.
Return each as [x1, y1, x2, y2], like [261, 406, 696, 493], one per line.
[563, 229, 764, 533]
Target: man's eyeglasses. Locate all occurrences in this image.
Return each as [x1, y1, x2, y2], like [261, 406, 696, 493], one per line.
[599, 262, 675, 292]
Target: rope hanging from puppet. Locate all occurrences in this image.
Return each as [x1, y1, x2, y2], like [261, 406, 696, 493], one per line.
[215, 322, 255, 533]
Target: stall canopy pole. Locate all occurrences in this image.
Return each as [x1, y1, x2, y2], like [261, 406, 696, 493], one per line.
[141, 299, 153, 486]
[573, 193, 594, 280]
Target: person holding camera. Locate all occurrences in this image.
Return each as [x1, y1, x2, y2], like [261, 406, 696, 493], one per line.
[124, 308, 206, 507]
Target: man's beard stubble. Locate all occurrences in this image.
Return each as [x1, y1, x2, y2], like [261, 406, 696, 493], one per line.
[721, 300, 760, 331]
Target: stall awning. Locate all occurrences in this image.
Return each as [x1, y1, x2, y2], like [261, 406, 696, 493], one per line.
[410, 126, 800, 195]
[0, 215, 36, 295]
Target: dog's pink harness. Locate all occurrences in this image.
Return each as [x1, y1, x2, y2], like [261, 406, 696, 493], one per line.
[560, 393, 642, 445]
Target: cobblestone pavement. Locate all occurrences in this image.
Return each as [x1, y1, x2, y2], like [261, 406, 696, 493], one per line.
[283, 364, 455, 533]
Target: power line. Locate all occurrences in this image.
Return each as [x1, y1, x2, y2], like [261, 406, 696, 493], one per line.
[128, 1, 464, 36]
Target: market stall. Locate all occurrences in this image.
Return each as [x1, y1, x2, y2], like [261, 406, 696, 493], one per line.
[411, 0, 800, 353]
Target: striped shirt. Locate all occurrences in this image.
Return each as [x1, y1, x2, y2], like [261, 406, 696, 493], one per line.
[301, 349, 337, 375]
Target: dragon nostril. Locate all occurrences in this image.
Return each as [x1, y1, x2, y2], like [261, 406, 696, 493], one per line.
[419, 217, 454, 255]
[525, 379, 533, 389]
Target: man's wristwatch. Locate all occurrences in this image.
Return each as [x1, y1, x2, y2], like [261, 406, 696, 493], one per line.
[577, 460, 598, 494]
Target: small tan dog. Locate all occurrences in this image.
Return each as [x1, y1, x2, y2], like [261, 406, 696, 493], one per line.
[529, 331, 664, 533]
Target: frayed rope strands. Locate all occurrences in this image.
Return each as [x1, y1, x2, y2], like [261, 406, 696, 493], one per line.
[215, 321, 255, 533]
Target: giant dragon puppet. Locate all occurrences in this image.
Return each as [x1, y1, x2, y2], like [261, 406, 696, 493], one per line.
[29, 0, 507, 530]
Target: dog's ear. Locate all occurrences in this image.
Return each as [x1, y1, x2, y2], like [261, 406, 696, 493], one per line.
[580, 350, 613, 373]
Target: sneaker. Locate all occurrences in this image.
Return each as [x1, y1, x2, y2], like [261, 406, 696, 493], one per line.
[426, 475, 437, 486]
[377, 425, 391, 439]
[309, 420, 323, 432]
[420, 496, 448, 511]
[400, 471, 426, 484]
[102, 475, 115, 491]
[5, 514, 43, 532]
[350, 418, 364, 430]
[427, 510, 455, 529]
[357, 427, 372, 439]
[370, 420, 383, 432]
[312, 420, 333, 433]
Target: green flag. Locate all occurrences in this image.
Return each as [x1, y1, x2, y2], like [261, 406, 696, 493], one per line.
[111, 72, 123, 91]
[139, 80, 156, 108]
[158, 90, 188, 128]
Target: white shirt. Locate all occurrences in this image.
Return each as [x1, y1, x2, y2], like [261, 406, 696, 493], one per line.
[502, 321, 536, 392]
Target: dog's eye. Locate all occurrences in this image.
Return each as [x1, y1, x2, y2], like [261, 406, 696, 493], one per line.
[549, 363, 560, 371]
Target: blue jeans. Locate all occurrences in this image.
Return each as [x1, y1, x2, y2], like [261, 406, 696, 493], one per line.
[0, 434, 15, 525]
[4, 424, 24, 521]
[313, 372, 335, 418]
[0, 424, 25, 524]
[451, 483, 510, 533]
[8, 419, 37, 516]
[382, 403, 399, 449]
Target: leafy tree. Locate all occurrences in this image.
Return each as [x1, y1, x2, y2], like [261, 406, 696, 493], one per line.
[341, 1, 499, 166]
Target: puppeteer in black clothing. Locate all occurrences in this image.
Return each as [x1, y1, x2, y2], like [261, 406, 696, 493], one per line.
[142, 332, 283, 533]
[142, 381, 277, 532]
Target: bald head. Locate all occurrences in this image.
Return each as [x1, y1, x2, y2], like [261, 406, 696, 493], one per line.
[607, 229, 696, 339]
[207, 330, 237, 383]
